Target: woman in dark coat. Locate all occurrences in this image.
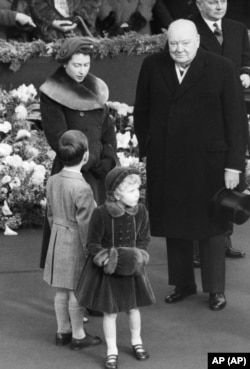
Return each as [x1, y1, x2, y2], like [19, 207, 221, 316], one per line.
[39, 37, 117, 268]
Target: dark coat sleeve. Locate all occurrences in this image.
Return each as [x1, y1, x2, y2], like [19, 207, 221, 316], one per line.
[240, 24, 250, 75]
[135, 204, 151, 250]
[0, 9, 17, 26]
[40, 92, 68, 153]
[220, 57, 246, 171]
[90, 105, 117, 178]
[134, 57, 151, 158]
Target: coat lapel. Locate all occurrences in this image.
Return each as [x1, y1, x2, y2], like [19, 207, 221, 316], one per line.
[160, 52, 180, 95]
[195, 13, 222, 54]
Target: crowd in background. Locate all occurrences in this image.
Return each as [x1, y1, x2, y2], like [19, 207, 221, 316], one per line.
[0, 0, 249, 43]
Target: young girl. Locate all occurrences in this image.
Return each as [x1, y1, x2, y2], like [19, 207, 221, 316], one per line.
[76, 166, 155, 369]
[43, 130, 102, 350]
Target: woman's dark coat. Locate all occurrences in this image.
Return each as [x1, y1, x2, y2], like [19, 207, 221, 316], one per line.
[134, 48, 245, 240]
[39, 66, 117, 267]
[75, 203, 155, 313]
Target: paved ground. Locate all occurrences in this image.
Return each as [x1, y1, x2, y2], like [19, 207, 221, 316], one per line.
[0, 224, 250, 369]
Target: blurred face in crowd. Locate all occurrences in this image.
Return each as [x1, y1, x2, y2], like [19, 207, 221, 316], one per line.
[64, 53, 91, 83]
[168, 20, 200, 67]
[196, 0, 227, 21]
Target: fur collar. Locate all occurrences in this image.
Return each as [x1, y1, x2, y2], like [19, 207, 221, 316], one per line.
[40, 66, 109, 110]
[105, 200, 139, 218]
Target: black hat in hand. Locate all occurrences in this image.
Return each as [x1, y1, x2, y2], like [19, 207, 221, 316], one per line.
[212, 187, 250, 225]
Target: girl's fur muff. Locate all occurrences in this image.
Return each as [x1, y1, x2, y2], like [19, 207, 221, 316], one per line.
[93, 247, 150, 276]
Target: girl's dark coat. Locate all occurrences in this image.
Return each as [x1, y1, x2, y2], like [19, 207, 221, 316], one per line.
[134, 49, 246, 240]
[75, 203, 155, 313]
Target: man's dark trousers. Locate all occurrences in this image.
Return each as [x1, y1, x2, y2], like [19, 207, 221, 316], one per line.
[166, 235, 226, 293]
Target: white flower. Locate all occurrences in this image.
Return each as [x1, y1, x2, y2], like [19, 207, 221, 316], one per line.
[127, 106, 134, 114]
[15, 104, 28, 120]
[3, 154, 23, 167]
[21, 160, 36, 172]
[107, 101, 121, 110]
[15, 129, 31, 140]
[2, 200, 13, 216]
[40, 198, 47, 208]
[4, 224, 18, 236]
[107, 101, 133, 116]
[12, 84, 37, 104]
[0, 121, 12, 134]
[1, 175, 12, 184]
[116, 131, 131, 149]
[9, 176, 21, 189]
[117, 103, 130, 117]
[117, 152, 139, 166]
[0, 143, 13, 158]
[31, 164, 46, 185]
[131, 134, 138, 147]
[26, 147, 39, 158]
[127, 115, 134, 125]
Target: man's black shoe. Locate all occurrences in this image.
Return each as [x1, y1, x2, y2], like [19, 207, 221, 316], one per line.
[165, 285, 197, 303]
[225, 246, 245, 258]
[209, 293, 226, 311]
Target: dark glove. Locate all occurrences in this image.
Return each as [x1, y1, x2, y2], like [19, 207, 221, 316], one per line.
[128, 11, 147, 32]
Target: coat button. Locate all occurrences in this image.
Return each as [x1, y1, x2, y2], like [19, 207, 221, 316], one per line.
[79, 112, 85, 117]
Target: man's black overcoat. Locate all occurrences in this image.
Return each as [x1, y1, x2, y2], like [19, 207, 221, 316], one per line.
[194, 13, 250, 76]
[134, 49, 245, 240]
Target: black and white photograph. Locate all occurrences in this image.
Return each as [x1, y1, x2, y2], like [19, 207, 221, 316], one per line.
[1, 1, 250, 368]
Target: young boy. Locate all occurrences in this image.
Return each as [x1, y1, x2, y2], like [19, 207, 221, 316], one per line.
[43, 130, 101, 350]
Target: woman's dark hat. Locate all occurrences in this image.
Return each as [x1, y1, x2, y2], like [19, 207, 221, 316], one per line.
[212, 187, 250, 225]
[105, 166, 140, 194]
[57, 36, 98, 63]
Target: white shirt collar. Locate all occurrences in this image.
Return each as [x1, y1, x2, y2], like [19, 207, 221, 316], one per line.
[175, 64, 190, 83]
[201, 16, 222, 32]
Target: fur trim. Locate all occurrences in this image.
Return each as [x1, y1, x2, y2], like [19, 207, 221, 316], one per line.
[104, 247, 118, 274]
[93, 249, 109, 267]
[105, 200, 139, 218]
[138, 249, 150, 265]
[40, 66, 108, 110]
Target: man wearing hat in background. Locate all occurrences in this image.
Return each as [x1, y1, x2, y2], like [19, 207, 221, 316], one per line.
[134, 19, 246, 311]
[193, 0, 250, 260]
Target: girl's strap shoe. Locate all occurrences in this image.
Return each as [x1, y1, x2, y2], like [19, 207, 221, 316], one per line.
[105, 354, 118, 369]
[132, 344, 149, 360]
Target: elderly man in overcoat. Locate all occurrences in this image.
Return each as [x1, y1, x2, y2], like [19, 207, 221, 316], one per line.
[134, 19, 246, 311]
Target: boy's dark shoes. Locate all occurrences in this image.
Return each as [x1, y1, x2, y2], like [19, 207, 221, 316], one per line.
[105, 354, 118, 369]
[55, 332, 72, 346]
[132, 344, 149, 360]
[71, 332, 102, 350]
